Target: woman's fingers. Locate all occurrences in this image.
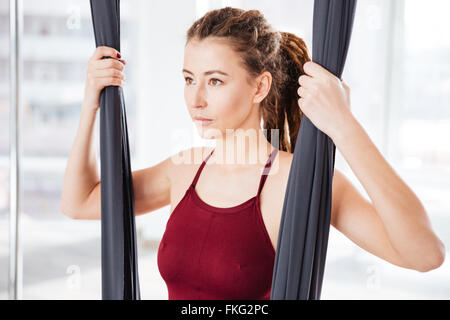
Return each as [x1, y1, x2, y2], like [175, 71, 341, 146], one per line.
[87, 69, 125, 90]
[94, 58, 125, 71]
[86, 46, 127, 91]
[96, 77, 124, 89]
[92, 68, 125, 80]
[298, 74, 313, 88]
[88, 75, 124, 90]
[90, 45, 121, 62]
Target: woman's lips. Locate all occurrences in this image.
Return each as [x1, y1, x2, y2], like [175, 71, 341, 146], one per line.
[194, 117, 213, 126]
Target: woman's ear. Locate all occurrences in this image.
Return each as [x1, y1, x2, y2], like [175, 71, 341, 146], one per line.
[253, 71, 272, 103]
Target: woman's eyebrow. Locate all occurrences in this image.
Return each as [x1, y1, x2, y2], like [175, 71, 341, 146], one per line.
[182, 69, 230, 77]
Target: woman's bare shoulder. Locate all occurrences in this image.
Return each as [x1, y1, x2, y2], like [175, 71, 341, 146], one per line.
[166, 146, 215, 181]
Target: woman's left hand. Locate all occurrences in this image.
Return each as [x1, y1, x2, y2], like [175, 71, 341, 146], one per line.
[297, 61, 353, 140]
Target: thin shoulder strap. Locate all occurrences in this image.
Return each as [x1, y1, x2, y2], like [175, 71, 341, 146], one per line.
[191, 148, 215, 188]
[257, 148, 279, 196]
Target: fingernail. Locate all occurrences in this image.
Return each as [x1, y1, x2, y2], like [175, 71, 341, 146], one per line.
[117, 52, 121, 58]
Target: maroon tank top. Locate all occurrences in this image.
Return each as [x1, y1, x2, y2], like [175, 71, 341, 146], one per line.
[157, 147, 279, 300]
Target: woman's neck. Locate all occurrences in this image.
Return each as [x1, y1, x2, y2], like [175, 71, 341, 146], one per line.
[211, 128, 276, 171]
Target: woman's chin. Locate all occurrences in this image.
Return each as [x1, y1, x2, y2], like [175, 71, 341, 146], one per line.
[197, 131, 216, 140]
[195, 125, 218, 139]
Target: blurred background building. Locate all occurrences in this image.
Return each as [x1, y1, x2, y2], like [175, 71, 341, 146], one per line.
[0, 0, 449, 299]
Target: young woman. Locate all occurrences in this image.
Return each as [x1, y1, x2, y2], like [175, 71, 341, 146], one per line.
[60, 7, 445, 299]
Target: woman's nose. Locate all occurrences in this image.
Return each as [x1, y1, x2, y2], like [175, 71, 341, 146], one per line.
[191, 86, 207, 107]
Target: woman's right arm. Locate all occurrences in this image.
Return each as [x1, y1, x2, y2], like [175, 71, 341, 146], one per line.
[59, 103, 101, 220]
[60, 46, 172, 220]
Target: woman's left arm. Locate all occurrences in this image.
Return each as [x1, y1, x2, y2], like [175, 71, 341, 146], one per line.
[332, 116, 445, 272]
[298, 61, 446, 272]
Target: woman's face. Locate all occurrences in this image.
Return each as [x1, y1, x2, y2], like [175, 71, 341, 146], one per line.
[182, 37, 269, 139]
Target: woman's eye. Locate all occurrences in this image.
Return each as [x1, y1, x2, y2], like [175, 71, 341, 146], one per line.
[184, 77, 222, 86]
[210, 78, 222, 86]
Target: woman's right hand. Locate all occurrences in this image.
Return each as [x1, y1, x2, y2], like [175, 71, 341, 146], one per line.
[83, 46, 126, 113]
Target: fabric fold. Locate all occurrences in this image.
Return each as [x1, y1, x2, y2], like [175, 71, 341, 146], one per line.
[270, 0, 357, 300]
[89, 0, 141, 300]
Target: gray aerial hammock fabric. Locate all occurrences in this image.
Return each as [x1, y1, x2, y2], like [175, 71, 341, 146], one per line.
[270, 0, 357, 300]
[89, 0, 141, 300]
